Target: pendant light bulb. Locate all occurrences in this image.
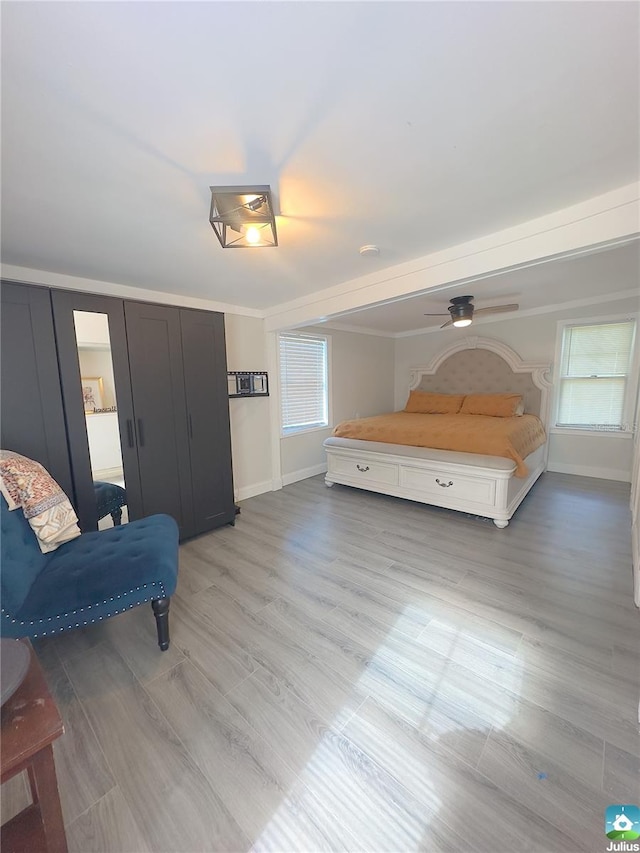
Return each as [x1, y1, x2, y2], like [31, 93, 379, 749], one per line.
[245, 226, 261, 244]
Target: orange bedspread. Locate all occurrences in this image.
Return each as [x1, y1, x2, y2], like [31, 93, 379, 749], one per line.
[333, 412, 546, 477]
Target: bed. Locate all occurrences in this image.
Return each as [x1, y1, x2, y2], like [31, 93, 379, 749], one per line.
[323, 336, 552, 528]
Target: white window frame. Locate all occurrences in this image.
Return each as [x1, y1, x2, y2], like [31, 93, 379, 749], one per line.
[551, 313, 639, 439]
[278, 332, 331, 437]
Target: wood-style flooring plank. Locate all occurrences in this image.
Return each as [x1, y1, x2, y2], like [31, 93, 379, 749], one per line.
[226, 667, 467, 852]
[65, 786, 150, 853]
[147, 659, 360, 852]
[416, 611, 524, 659]
[33, 639, 115, 827]
[259, 596, 373, 683]
[343, 697, 580, 853]
[190, 531, 342, 620]
[174, 548, 215, 599]
[89, 604, 186, 684]
[169, 593, 257, 696]
[612, 643, 640, 686]
[181, 539, 281, 612]
[308, 560, 435, 639]
[0, 772, 31, 825]
[62, 641, 250, 852]
[491, 695, 605, 783]
[193, 584, 365, 728]
[603, 741, 640, 802]
[476, 727, 611, 849]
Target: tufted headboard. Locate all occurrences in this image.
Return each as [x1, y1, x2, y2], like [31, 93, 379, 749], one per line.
[408, 336, 552, 421]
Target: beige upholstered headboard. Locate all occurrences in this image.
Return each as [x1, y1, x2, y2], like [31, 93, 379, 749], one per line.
[408, 336, 552, 421]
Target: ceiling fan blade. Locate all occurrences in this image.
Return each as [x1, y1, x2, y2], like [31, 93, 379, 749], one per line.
[440, 319, 453, 328]
[423, 312, 449, 316]
[473, 303, 519, 316]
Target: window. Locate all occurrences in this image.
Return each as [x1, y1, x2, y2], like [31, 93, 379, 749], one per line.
[555, 319, 637, 431]
[279, 333, 329, 435]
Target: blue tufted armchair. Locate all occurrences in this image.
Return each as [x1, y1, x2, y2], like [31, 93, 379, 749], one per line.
[1, 498, 179, 650]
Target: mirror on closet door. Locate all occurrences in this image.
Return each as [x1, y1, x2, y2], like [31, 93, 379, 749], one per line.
[72, 311, 128, 529]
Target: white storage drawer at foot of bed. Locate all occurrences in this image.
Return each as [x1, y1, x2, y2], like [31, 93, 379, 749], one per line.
[400, 466, 496, 505]
[329, 455, 398, 486]
[323, 436, 546, 528]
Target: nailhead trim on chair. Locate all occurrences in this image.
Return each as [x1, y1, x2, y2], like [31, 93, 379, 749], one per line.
[1, 581, 167, 637]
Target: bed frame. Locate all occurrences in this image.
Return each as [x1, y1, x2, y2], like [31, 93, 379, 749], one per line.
[324, 336, 552, 528]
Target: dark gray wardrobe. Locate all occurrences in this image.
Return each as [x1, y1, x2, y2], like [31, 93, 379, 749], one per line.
[1, 282, 74, 501]
[1, 281, 235, 540]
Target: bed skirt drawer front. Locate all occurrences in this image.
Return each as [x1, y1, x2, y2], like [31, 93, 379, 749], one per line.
[329, 455, 399, 486]
[400, 465, 496, 505]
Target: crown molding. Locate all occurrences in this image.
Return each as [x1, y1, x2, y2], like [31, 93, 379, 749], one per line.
[316, 321, 396, 338]
[0, 264, 264, 318]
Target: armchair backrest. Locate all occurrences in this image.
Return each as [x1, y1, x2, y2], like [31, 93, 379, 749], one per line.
[1, 497, 47, 617]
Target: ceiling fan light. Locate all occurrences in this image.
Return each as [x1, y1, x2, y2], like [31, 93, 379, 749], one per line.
[448, 299, 474, 327]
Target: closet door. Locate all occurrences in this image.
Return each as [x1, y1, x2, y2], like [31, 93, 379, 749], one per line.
[124, 301, 194, 538]
[51, 290, 142, 532]
[0, 282, 73, 501]
[180, 309, 235, 534]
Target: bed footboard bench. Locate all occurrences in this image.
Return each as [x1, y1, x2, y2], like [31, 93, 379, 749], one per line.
[323, 436, 545, 528]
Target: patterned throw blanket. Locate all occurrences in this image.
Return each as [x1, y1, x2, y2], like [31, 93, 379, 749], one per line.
[0, 450, 81, 553]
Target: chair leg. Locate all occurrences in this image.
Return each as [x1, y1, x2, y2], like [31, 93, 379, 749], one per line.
[111, 508, 123, 526]
[152, 597, 170, 651]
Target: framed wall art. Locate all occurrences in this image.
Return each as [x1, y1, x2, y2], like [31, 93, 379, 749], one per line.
[81, 376, 104, 413]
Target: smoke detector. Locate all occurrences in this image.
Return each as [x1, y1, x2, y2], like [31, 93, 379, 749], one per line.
[359, 245, 380, 257]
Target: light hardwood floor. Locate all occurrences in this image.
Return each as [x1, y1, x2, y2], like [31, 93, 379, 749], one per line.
[3, 472, 639, 852]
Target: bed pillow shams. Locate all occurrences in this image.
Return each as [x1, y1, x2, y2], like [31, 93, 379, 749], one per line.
[460, 393, 524, 417]
[404, 391, 465, 414]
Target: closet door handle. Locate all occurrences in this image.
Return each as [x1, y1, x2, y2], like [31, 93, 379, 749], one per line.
[126, 419, 134, 448]
[137, 419, 145, 447]
[188, 413, 193, 439]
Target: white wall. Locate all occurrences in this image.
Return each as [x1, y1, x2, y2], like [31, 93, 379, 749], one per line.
[280, 327, 395, 482]
[85, 412, 123, 476]
[73, 311, 111, 347]
[224, 314, 273, 500]
[394, 296, 639, 482]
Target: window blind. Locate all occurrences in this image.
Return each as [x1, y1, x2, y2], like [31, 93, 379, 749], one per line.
[279, 333, 328, 433]
[557, 320, 635, 429]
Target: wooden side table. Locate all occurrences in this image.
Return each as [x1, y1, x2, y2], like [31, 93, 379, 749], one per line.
[1, 640, 68, 853]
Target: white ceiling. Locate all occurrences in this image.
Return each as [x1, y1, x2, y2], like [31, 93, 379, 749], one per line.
[1, 2, 638, 311]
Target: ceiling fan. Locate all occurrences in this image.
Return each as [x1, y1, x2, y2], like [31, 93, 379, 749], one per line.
[424, 295, 519, 328]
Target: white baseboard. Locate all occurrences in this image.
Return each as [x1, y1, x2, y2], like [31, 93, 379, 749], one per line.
[93, 466, 124, 481]
[282, 463, 328, 487]
[235, 479, 273, 501]
[547, 462, 631, 483]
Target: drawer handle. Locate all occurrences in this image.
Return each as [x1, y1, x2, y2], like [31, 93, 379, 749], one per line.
[356, 464, 370, 472]
[436, 479, 453, 488]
